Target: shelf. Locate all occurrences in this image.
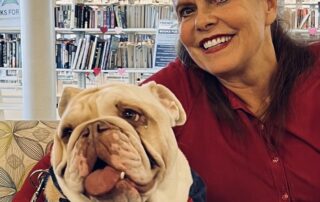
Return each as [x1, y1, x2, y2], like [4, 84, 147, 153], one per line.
[0, 84, 22, 89]
[71, 68, 163, 73]
[55, 28, 157, 34]
[0, 27, 20, 33]
[285, 2, 319, 6]
[56, 69, 74, 72]
[0, 103, 23, 110]
[0, 67, 22, 70]
[55, 1, 172, 6]
[0, 77, 21, 81]
[0, 68, 162, 73]
[55, 1, 72, 5]
[289, 29, 320, 34]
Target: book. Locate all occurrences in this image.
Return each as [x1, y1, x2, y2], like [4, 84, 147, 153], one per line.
[126, 42, 134, 69]
[95, 40, 104, 69]
[75, 38, 85, 70]
[70, 43, 77, 69]
[63, 42, 69, 69]
[88, 35, 98, 69]
[100, 38, 109, 70]
[298, 9, 310, 29]
[80, 35, 91, 69]
[119, 5, 127, 28]
[113, 5, 122, 28]
[107, 35, 120, 69]
[56, 43, 63, 69]
[0, 36, 3, 67]
[72, 38, 83, 69]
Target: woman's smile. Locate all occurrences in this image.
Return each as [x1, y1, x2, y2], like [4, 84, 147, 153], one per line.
[200, 34, 234, 54]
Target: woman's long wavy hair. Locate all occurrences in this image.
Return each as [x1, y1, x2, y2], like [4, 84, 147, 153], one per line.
[176, 19, 315, 146]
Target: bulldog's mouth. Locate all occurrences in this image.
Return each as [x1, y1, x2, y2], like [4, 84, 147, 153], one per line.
[83, 143, 159, 198]
[84, 158, 123, 197]
[61, 120, 162, 200]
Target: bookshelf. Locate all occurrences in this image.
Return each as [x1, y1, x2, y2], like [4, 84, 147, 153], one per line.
[0, 0, 319, 119]
[0, 0, 319, 89]
[54, 0, 177, 89]
[283, 0, 320, 41]
[0, 33, 22, 89]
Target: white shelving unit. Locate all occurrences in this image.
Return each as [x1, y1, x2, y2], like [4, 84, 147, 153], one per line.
[283, 0, 320, 41]
[0, 27, 20, 33]
[54, 0, 176, 88]
[56, 28, 157, 34]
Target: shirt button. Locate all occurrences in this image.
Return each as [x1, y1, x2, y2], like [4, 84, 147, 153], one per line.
[272, 157, 279, 163]
[260, 124, 265, 130]
[281, 193, 289, 200]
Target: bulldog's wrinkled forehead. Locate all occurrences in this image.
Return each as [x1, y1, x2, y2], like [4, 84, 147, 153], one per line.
[58, 81, 185, 141]
[59, 84, 165, 136]
[93, 86, 166, 124]
[63, 84, 156, 120]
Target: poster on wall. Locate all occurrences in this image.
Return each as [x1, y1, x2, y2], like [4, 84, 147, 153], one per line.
[0, 0, 20, 27]
[153, 20, 179, 69]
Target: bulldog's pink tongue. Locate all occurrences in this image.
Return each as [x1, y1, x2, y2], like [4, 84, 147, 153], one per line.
[84, 167, 121, 196]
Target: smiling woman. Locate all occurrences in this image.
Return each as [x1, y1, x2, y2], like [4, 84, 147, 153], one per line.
[176, 0, 277, 81]
[143, 0, 320, 201]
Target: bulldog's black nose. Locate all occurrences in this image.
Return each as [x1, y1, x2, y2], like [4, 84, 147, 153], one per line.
[81, 121, 110, 137]
[96, 122, 109, 133]
[80, 127, 90, 137]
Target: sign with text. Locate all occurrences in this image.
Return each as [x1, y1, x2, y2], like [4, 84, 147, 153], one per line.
[153, 20, 179, 69]
[0, 0, 20, 19]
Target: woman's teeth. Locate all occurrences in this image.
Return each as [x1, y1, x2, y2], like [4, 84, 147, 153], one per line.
[203, 36, 232, 49]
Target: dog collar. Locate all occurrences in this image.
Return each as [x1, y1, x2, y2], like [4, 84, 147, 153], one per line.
[30, 169, 50, 202]
[48, 167, 70, 202]
[29, 167, 69, 202]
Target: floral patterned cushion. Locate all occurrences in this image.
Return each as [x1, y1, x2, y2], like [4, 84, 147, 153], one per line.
[0, 120, 58, 202]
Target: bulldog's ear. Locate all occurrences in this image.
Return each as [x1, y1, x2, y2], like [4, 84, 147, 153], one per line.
[58, 87, 82, 117]
[142, 81, 186, 126]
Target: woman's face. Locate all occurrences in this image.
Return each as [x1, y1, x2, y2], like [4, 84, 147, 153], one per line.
[175, 0, 277, 77]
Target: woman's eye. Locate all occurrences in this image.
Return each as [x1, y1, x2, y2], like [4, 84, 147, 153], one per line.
[122, 109, 140, 122]
[215, 0, 228, 4]
[179, 6, 195, 18]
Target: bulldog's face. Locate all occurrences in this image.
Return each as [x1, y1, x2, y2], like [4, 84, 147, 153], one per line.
[50, 82, 187, 202]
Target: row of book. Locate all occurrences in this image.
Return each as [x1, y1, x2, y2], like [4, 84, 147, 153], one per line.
[55, 34, 154, 70]
[283, 6, 320, 29]
[57, 0, 173, 6]
[284, 0, 319, 4]
[54, 3, 175, 29]
[0, 34, 20, 68]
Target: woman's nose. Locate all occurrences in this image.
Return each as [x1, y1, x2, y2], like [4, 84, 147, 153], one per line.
[195, 7, 218, 32]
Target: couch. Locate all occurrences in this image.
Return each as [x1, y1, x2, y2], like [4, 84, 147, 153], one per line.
[0, 120, 58, 202]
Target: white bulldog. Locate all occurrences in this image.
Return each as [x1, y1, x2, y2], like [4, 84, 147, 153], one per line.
[45, 81, 192, 202]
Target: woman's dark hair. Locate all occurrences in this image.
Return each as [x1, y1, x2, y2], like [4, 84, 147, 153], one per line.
[176, 19, 315, 147]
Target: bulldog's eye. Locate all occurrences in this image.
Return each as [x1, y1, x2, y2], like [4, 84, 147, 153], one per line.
[122, 108, 140, 122]
[62, 127, 73, 139]
[117, 104, 147, 127]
